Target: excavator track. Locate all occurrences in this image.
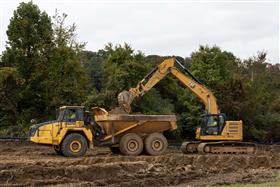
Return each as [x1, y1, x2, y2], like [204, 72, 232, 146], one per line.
[180, 141, 199, 153]
[181, 141, 256, 154]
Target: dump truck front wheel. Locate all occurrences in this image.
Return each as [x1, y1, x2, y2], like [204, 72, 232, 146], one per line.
[144, 133, 168, 156]
[119, 133, 143, 156]
[61, 133, 88, 157]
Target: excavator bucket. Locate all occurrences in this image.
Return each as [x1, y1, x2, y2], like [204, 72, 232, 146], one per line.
[117, 90, 135, 113]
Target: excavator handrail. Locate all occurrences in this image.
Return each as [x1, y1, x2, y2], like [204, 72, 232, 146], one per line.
[174, 59, 203, 85]
[141, 66, 158, 82]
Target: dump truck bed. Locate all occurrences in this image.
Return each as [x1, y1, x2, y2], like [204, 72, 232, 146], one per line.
[93, 107, 177, 140]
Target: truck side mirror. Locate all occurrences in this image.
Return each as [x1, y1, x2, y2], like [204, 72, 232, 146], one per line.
[30, 119, 37, 124]
[56, 109, 59, 118]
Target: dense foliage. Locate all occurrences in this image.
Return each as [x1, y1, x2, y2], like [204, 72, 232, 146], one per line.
[0, 2, 87, 136]
[0, 2, 279, 142]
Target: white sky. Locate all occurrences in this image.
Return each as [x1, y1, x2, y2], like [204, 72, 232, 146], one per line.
[0, 0, 279, 63]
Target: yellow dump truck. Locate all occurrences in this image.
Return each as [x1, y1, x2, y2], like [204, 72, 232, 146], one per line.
[29, 106, 177, 157]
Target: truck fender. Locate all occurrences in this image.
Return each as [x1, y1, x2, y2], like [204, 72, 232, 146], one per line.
[58, 128, 93, 147]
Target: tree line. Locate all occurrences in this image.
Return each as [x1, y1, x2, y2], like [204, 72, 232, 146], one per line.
[0, 2, 279, 142]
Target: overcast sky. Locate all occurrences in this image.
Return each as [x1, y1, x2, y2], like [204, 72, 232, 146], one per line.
[0, 0, 279, 63]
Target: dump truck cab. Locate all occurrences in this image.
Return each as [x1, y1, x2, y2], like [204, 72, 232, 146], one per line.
[29, 106, 93, 157]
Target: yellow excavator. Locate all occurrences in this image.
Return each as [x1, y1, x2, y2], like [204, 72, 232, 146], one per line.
[118, 58, 255, 154]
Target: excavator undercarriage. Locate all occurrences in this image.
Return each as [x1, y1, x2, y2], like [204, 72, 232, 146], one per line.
[181, 141, 256, 154]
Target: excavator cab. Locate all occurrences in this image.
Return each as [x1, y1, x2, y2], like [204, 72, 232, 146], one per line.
[200, 114, 226, 136]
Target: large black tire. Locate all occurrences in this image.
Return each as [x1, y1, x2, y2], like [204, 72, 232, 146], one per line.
[144, 133, 168, 156]
[110, 146, 121, 154]
[119, 133, 143, 156]
[53, 145, 62, 155]
[61, 133, 88, 157]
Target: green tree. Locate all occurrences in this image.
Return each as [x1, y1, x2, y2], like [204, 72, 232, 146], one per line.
[0, 2, 88, 135]
[0, 67, 22, 136]
[239, 52, 280, 141]
[1, 1, 53, 129]
[81, 50, 106, 92]
[42, 12, 87, 117]
[190, 45, 239, 109]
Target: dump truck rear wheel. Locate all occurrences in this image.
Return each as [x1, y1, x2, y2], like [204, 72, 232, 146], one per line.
[119, 133, 143, 156]
[110, 146, 121, 154]
[53, 145, 62, 155]
[61, 133, 88, 157]
[144, 133, 167, 156]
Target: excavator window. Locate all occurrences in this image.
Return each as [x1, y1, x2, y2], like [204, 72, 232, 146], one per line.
[206, 116, 219, 135]
[201, 114, 226, 135]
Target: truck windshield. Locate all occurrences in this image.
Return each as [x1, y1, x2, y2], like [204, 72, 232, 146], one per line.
[57, 109, 65, 121]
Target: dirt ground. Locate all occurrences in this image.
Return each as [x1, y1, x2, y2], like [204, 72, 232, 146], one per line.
[0, 142, 279, 187]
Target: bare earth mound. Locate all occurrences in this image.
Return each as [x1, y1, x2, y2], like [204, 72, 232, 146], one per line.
[0, 142, 279, 186]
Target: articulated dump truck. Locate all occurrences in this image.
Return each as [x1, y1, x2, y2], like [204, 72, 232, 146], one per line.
[29, 106, 177, 157]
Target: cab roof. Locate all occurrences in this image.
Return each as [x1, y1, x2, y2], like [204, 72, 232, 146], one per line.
[60, 106, 85, 109]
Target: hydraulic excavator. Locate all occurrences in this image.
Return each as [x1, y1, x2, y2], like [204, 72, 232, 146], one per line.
[118, 58, 256, 154]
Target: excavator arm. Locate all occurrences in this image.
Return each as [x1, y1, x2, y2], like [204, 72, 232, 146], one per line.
[118, 58, 219, 114]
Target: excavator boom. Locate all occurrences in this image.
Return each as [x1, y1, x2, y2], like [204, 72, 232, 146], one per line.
[118, 58, 218, 114]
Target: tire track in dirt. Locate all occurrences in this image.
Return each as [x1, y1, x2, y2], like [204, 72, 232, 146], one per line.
[0, 142, 279, 186]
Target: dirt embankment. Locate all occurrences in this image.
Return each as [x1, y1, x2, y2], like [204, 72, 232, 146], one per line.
[0, 142, 279, 187]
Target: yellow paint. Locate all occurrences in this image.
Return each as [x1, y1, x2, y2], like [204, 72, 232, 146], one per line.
[102, 121, 146, 141]
[69, 140, 82, 153]
[30, 120, 93, 146]
[196, 121, 243, 141]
